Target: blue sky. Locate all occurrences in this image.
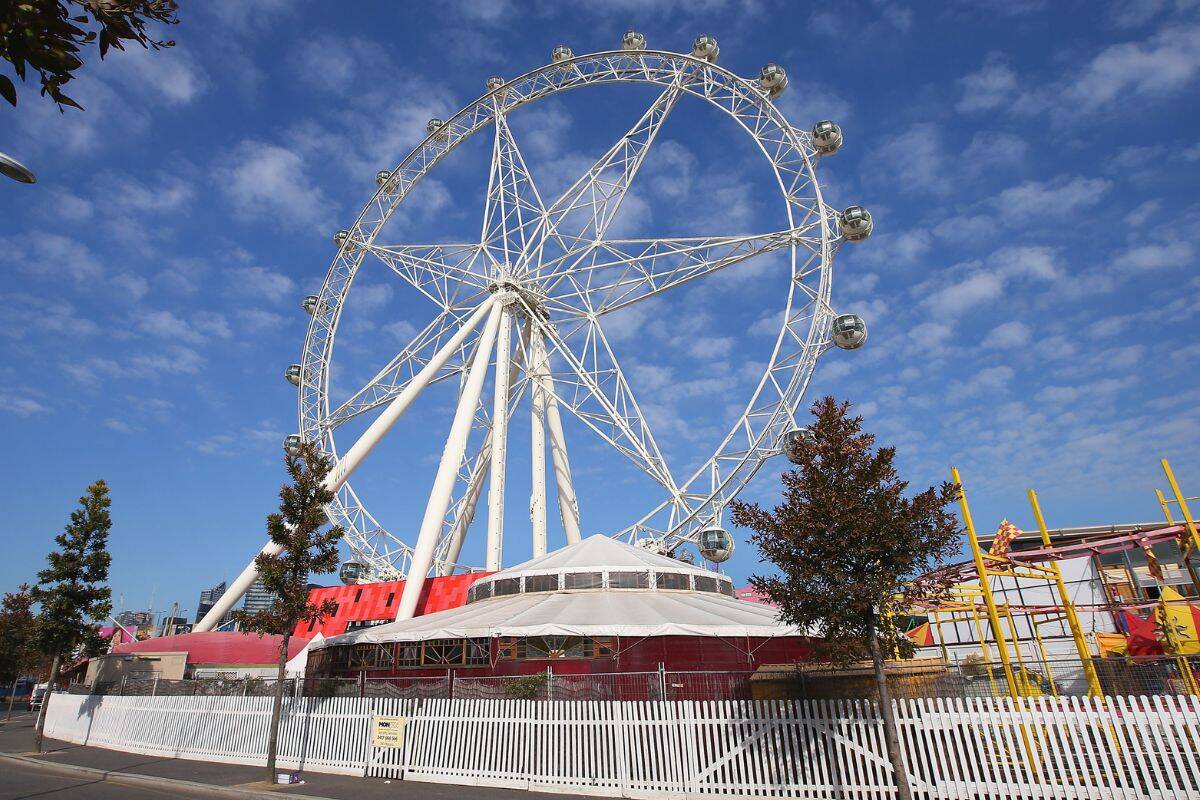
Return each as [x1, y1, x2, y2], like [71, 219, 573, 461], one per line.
[2, 0, 1199, 620]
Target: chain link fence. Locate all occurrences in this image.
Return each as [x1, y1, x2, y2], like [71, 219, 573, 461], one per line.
[68, 655, 1200, 702]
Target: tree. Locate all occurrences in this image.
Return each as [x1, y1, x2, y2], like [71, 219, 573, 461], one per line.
[730, 397, 961, 800]
[31, 480, 113, 751]
[0, 584, 39, 721]
[1, 0, 178, 110]
[233, 441, 342, 781]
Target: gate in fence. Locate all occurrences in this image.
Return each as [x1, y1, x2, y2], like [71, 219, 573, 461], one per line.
[42, 692, 1200, 798]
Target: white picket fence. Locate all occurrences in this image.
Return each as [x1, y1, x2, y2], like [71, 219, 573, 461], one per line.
[43, 692, 1200, 798]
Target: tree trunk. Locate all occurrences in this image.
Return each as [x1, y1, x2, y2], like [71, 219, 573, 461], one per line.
[869, 631, 912, 800]
[34, 653, 61, 753]
[265, 633, 290, 781]
[5, 678, 17, 721]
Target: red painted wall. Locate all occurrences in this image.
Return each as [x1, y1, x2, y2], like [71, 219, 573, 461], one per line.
[321, 634, 812, 680]
[294, 572, 492, 638]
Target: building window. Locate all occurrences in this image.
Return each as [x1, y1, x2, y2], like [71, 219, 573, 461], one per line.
[467, 582, 493, 604]
[496, 635, 617, 661]
[493, 578, 521, 597]
[657, 572, 690, 590]
[524, 574, 559, 593]
[386, 592, 394, 607]
[718, 579, 734, 597]
[693, 575, 720, 593]
[564, 572, 603, 590]
[354, 588, 363, 603]
[397, 644, 420, 668]
[609, 571, 649, 589]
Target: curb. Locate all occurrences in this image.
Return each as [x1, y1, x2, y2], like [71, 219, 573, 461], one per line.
[0, 751, 336, 800]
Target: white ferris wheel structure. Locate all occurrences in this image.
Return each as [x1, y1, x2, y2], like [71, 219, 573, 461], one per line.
[195, 33, 873, 632]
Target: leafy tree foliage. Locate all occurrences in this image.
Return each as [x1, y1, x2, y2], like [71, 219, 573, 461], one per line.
[0, 0, 179, 110]
[233, 440, 342, 779]
[31, 479, 113, 749]
[0, 583, 39, 720]
[731, 397, 961, 800]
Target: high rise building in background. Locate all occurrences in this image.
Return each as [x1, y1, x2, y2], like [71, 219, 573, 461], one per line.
[196, 581, 233, 626]
[114, 610, 153, 629]
[241, 579, 277, 616]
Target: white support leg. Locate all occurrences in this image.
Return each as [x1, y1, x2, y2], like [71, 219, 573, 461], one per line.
[438, 446, 490, 576]
[396, 301, 505, 621]
[194, 299, 497, 632]
[530, 330, 549, 557]
[439, 317, 528, 575]
[485, 307, 513, 571]
[542, 369, 582, 545]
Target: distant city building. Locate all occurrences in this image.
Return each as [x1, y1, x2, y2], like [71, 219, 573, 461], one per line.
[115, 610, 153, 628]
[242, 579, 277, 616]
[195, 581, 232, 625]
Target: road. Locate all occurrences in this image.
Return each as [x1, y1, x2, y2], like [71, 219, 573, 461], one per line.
[0, 761, 180, 799]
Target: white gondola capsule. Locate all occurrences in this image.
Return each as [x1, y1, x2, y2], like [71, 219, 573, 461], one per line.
[334, 229, 349, 247]
[698, 527, 735, 563]
[832, 314, 868, 350]
[839, 206, 873, 241]
[551, 45, 573, 63]
[486, 75, 505, 92]
[692, 34, 719, 63]
[782, 427, 816, 463]
[811, 120, 843, 155]
[283, 434, 304, 455]
[375, 170, 392, 188]
[338, 561, 365, 586]
[622, 30, 646, 51]
[302, 295, 320, 316]
[426, 118, 445, 137]
[758, 63, 788, 98]
[285, 364, 302, 386]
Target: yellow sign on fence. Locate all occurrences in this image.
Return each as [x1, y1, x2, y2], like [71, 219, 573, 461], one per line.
[371, 715, 406, 749]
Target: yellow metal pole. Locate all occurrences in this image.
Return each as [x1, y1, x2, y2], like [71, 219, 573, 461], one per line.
[953, 467, 1018, 697]
[967, 602, 1001, 696]
[932, 609, 950, 664]
[1028, 489, 1102, 696]
[1163, 459, 1200, 554]
[1002, 604, 1030, 695]
[1031, 616, 1058, 696]
[1157, 488, 1200, 595]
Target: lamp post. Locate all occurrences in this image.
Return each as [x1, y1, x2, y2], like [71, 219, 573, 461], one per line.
[0, 152, 36, 184]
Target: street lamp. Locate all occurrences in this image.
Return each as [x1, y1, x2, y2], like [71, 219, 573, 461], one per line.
[0, 151, 36, 184]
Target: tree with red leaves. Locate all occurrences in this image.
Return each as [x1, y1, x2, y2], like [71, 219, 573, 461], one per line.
[731, 396, 961, 800]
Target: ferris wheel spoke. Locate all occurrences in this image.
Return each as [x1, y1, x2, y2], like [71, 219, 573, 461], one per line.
[542, 227, 816, 317]
[365, 242, 490, 308]
[481, 106, 552, 279]
[533, 82, 683, 278]
[523, 308, 681, 501]
[324, 305, 482, 430]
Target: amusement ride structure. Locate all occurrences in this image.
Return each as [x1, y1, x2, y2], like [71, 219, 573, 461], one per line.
[195, 33, 873, 632]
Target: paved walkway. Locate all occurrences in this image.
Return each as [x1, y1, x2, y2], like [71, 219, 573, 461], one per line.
[0, 711, 584, 800]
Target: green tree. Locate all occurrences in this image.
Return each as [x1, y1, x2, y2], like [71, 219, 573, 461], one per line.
[31, 480, 113, 751]
[233, 441, 341, 781]
[730, 397, 961, 800]
[0, 584, 39, 721]
[1, 0, 178, 110]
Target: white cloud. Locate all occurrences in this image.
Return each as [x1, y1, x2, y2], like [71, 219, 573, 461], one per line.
[962, 131, 1029, 172]
[861, 122, 948, 194]
[983, 321, 1032, 349]
[213, 141, 335, 229]
[2, 233, 103, 282]
[1112, 241, 1194, 272]
[957, 54, 1018, 113]
[0, 391, 49, 416]
[225, 266, 297, 305]
[924, 271, 1004, 318]
[1064, 23, 1200, 114]
[991, 176, 1111, 224]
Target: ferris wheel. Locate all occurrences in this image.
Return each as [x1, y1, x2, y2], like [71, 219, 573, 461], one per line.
[196, 33, 873, 632]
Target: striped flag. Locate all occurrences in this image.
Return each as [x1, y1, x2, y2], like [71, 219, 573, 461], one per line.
[989, 519, 1021, 558]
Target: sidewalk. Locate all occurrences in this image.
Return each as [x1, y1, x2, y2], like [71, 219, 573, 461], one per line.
[0, 711, 581, 800]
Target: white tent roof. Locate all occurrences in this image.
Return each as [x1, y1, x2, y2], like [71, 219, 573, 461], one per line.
[315, 536, 801, 646]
